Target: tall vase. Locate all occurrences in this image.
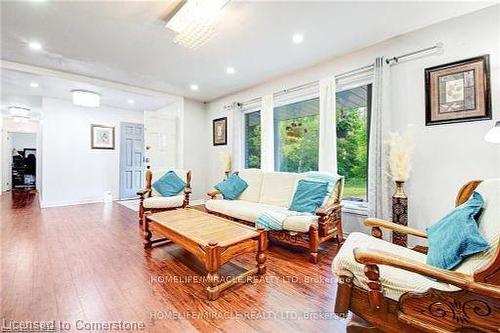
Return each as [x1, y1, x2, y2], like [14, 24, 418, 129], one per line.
[392, 180, 408, 246]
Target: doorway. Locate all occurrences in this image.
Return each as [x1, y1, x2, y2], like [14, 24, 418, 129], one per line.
[119, 122, 145, 200]
[3, 132, 37, 191]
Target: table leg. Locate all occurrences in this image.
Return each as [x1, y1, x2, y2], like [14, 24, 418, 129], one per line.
[205, 241, 221, 300]
[256, 228, 267, 275]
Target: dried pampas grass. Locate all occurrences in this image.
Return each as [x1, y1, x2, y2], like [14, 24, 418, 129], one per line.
[386, 126, 415, 181]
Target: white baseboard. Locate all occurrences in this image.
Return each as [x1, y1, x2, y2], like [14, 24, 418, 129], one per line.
[40, 198, 108, 208]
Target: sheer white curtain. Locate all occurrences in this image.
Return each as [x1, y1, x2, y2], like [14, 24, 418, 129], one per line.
[318, 77, 337, 175]
[368, 57, 391, 220]
[260, 94, 274, 171]
[230, 103, 243, 172]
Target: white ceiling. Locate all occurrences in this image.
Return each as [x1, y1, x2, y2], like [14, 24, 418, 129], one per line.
[0, 1, 494, 102]
[1, 69, 177, 113]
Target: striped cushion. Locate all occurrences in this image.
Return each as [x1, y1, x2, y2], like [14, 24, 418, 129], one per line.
[332, 232, 457, 301]
[455, 179, 500, 275]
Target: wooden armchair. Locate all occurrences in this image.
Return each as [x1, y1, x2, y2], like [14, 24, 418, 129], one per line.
[137, 169, 192, 225]
[333, 180, 500, 332]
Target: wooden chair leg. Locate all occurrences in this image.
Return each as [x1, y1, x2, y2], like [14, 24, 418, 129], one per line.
[347, 317, 382, 333]
[309, 225, 320, 263]
[334, 274, 353, 317]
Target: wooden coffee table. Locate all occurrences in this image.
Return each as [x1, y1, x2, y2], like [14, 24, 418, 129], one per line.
[143, 208, 267, 300]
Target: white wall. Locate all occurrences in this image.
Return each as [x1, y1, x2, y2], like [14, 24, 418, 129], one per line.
[206, 6, 500, 237]
[11, 132, 36, 151]
[40, 97, 143, 207]
[182, 98, 208, 201]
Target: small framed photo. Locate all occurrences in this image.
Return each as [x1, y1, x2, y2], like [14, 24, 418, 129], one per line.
[425, 55, 491, 126]
[91, 124, 115, 149]
[213, 117, 227, 146]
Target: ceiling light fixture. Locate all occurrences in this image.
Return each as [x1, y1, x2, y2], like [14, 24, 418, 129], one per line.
[71, 90, 100, 107]
[127, 99, 135, 105]
[190, 84, 199, 91]
[165, 0, 229, 49]
[226, 67, 235, 74]
[292, 33, 304, 44]
[28, 41, 42, 51]
[30, 82, 39, 88]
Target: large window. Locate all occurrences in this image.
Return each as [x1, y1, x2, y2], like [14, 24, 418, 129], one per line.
[274, 97, 320, 172]
[244, 110, 261, 168]
[336, 84, 372, 201]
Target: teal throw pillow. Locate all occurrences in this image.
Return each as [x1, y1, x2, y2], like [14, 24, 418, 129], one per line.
[426, 191, 489, 270]
[215, 174, 248, 200]
[152, 171, 186, 197]
[289, 179, 329, 214]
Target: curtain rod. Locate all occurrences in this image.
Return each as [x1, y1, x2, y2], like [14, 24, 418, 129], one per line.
[386, 42, 443, 65]
[225, 43, 442, 109]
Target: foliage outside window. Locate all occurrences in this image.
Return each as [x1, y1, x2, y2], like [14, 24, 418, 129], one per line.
[336, 84, 372, 201]
[274, 98, 319, 172]
[244, 111, 261, 168]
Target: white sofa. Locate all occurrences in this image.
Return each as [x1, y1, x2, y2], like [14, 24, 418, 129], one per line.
[206, 169, 344, 263]
[137, 168, 191, 225]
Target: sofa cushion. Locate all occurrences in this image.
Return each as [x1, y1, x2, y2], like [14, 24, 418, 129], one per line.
[332, 232, 457, 301]
[205, 199, 282, 223]
[214, 174, 248, 200]
[455, 179, 500, 275]
[260, 172, 299, 207]
[237, 169, 263, 202]
[289, 179, 329, 213]
[426, 191, 488, 270]
[143, 195, 184, 209]
[150, 169, 187, 197]
[152, 171, 186, 197]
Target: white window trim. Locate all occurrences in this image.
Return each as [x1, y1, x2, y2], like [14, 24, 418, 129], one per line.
[241, 107, 261, 169]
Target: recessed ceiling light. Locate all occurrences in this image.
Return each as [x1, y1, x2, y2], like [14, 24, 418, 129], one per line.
[127, 99, 135, 104]
[71, 90, 100, 107]
[28, 41, 42, 51]
[190, 84, 199, 91]
[292, 33, 304, 44]
[30, 82, 39, 88]
[226, 67, 235, 74]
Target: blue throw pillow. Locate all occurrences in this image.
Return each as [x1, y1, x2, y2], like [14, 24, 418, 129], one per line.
[289, 179, 329, 214]
[426, 191, 489, 270]
[152, 171, 186, 197]
[215, 174, 248, 200]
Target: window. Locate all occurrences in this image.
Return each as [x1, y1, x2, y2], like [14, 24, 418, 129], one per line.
[336, 84, 372, 201]
[274, 97, 320, 172]
[244, 110, 261, 168]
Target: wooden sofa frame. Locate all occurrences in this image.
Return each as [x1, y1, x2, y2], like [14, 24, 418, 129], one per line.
[206, 175, 345, 264]
[137, 169, 192, 225]
[334, 180, 500, 332]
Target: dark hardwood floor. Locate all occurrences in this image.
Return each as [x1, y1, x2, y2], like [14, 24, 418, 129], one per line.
[1, 193, 348, 332]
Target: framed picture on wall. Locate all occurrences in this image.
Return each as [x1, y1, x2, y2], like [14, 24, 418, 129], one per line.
[425, 55, 491, 126]
[91, 124, 115, 149]
[212, 117, 227, 146]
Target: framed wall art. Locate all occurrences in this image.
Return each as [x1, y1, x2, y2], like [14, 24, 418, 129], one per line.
[425, 55, 491, 126]
[213, 117, 227, 146]
[91, 124, 115, 149]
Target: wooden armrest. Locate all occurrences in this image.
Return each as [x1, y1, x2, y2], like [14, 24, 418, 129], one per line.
[207, 190, 220, 199]
[137, 189, 151, 197]
[364, 218, 427, 239]
[316, 203, 342, 217]
[353, 248, 500, 298]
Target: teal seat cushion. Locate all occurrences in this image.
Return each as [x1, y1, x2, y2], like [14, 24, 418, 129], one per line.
[215, 174, 248, 200]
[426, 191, 489, 270]
[152, 171, 186, 197]
[289, 179, 329, 214]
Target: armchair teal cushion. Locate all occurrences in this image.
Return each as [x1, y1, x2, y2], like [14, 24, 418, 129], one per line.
[289, 179, 328, 214]
[152, 171, 186, 197]
[215, 174, 248, 200]
[426, 191, 489, 270]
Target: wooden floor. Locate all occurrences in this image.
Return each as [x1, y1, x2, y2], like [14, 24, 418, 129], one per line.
[1, 193, 349, 332]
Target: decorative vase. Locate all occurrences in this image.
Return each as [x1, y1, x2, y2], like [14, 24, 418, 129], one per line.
[392, 180, 408, 246]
